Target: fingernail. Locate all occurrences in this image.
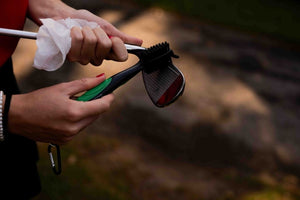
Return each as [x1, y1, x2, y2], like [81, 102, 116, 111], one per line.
[96, 73, 105, 78]
[108, 35, 113, 39]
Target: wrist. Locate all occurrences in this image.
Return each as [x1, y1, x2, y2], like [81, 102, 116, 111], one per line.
[28, 0, 76, 25]
[53, 1, 76, 19]
[6, 94, 24, 135]
[2, 94, 5, 111]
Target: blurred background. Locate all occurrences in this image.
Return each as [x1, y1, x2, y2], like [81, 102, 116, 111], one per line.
[12, 0, 300, 199]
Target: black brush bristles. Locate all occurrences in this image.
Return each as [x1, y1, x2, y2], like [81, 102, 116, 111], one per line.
[143, 42, 179, 73]
[130, 42, 179, 73]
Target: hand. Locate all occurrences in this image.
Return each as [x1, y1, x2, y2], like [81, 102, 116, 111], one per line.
[67, 26, 128, 66]
[8, 74, 114, 145]
[28, 1, 143, 46]
[71, 9, 143, 46]
[67, 8, 144, 66]
[28, 0, 143, 66]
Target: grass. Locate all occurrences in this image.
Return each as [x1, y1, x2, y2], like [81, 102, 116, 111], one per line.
[242, 189, 294, 200]
[32, 134, 300, 200]
[33, 135, 134, 200]
[130, 0, 300, 44]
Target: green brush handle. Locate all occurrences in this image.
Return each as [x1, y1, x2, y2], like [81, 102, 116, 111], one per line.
[76, 78, 112, 101]
[76, 62, 142, 102]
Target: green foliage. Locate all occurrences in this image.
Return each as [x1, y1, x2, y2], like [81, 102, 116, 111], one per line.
[131, 0, 300, 43]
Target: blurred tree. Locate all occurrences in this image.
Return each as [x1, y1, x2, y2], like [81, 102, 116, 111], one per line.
[130, 0, 300, 43]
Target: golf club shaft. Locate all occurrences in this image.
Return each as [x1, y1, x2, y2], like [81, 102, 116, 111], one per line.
[0, 27, 145, 50]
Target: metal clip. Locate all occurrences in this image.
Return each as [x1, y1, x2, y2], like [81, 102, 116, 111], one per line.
[48, 144, 62, 175]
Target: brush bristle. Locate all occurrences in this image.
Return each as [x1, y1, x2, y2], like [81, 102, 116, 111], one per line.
[144, 42, 170, 58]
[139, 42, 178, 73]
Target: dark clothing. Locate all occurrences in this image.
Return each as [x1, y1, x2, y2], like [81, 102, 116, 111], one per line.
[0, 58, 41, 199]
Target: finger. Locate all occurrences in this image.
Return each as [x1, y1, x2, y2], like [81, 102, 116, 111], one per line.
[91, 27, 112, 66]
[77, 94, 115, 117]
[67, 26, 83, 62]
[114, 31, 143, 46]
[106, 37, 128, 62]
[64, 74, 106, 96]
[70, 10, 143, 46]
[102, 23, 143, 46]
[80, 26, 97, 65]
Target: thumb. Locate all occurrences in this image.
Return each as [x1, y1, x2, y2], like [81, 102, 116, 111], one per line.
[65, 73, 106, 96]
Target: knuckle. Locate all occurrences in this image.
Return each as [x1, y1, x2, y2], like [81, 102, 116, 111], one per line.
[70, 78, 89, 91]
[62, 125, 79, 137]
[86, 35, 97, 45]
[110, 94, 115, 102]
[71, 30, 83, 42]
[78, 78, 89, 87]
[119, 52, 128, 62]
[77, 9, 89, 16]
[100, 23, 111, 32]
[82, 25, 91, 31]
[101, 39, 112, 49]
[66, 107, 82, 122]
[67, 126, 79, 136]
[73, 35, 83, 43]
[102, 102, 111, 111]
[111, 36, 123, 44]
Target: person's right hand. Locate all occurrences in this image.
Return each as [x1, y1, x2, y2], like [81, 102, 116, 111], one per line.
[8, 74, 114, 145]
[67, 26, 128, 66]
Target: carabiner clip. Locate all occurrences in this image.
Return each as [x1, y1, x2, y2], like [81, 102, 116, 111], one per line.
[48, 143, 62, 175]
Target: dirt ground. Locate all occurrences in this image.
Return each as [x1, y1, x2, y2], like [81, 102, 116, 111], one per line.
[12, 1, 300, 199]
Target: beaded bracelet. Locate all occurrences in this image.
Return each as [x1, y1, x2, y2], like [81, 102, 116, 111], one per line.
[0, 91, 3, 141]
[3, 93, 12, 140]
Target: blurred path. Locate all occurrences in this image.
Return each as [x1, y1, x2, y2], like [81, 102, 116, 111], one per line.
[13, 1, 300, 199]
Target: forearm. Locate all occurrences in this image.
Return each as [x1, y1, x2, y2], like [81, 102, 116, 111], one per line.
[28, 0, 142, 45]
[28, 0, 76, 25]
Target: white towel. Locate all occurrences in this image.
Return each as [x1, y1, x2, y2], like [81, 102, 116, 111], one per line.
[33, 18, 99, 71]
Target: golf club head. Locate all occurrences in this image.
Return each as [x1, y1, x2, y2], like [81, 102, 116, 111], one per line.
[142, 61, 185, 107]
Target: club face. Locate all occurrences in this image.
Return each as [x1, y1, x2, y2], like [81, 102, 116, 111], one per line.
[142, 61, 185, 107]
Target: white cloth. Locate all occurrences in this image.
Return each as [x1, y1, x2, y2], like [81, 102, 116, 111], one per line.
[33, 18, 99, 71]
